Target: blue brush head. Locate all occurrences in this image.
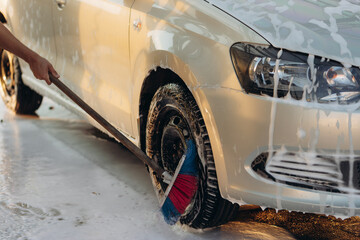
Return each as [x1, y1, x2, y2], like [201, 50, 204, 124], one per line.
[180, 139, 198, 176]
[161, 197, 180, 225]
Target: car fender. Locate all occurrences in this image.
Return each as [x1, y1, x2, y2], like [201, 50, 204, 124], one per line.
[129, 0, 269, 199]
[130, 48, 233, 197]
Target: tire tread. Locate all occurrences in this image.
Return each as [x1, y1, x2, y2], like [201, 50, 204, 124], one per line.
[146, 83, 238, 229]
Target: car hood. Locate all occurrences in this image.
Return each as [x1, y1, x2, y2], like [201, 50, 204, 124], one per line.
[207, 0, 360, 66]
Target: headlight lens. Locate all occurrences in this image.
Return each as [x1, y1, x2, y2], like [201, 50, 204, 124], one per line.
[230, 43, 360, 104]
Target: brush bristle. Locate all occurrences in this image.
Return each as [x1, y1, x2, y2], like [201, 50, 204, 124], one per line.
[168, 174, 198, 214]
[161, 140, 198, 225]
[161, 197, 181, 225]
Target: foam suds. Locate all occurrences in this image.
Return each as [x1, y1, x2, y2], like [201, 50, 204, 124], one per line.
[267, 50, 283, 210]
[206, 0, 360, 67]
[347, 113, 356, 216]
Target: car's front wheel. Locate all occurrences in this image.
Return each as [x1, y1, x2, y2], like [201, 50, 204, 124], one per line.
[0, 50, 43, 114]
[146, 83, 238, 229]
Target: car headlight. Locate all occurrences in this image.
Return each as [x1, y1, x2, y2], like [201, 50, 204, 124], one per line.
[230, 43, 360, 104]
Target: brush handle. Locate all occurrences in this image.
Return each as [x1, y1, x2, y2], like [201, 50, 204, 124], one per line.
[49, 73, 165, 177]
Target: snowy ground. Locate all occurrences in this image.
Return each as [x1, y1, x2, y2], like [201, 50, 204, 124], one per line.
[0, 98, 295, 240]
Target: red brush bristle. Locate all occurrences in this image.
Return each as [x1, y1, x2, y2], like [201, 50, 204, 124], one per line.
[168, 174, 198, 214]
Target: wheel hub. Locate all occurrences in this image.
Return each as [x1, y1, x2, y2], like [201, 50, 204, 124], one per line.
[161, 115, 190, 175]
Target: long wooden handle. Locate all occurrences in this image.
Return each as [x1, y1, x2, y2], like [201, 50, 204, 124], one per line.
[49, 74, 165, 177]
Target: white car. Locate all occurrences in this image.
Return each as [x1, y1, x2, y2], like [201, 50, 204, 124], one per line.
[1, 0, 360, 228]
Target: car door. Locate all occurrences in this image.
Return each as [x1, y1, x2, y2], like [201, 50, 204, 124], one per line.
[52, 0, 135, 136]
[6, 0, 57, 82]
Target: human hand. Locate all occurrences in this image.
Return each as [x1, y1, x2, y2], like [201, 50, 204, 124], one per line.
[29, 54, 60, 85]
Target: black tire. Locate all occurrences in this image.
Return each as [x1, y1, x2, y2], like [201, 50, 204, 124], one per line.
[0, 50, 43, 114]
[146, 83, 238, 229]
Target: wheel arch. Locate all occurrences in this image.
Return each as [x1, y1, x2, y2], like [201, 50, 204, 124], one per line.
[0, 11, 7, 23]
[138, 67, 188, 152]
[134, 51, 230, 198]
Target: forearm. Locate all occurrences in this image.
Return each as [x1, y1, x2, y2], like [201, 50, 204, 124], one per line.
[0, 23, 59, 84]
[0, 23, 38, 63]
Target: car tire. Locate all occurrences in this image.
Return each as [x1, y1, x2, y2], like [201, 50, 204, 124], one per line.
[0, 50, 43, 114]
[146, 83, 238, 229]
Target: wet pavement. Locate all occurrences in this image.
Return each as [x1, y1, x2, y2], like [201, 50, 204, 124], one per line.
[2, 98, 360, 239]
[0, 98, 296, 240]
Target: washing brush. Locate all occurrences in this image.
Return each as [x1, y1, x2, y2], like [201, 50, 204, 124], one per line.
[49, 73, 198, 225]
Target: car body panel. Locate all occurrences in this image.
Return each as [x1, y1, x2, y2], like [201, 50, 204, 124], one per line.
[52, 0, 135, 137]
[130, 0, 268, 192]
[203, 86, 360, 215]
[206, 0, 360, 67]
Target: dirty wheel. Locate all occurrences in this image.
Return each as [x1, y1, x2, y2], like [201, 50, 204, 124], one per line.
[0, 50, 42, 114]
[146, 83, 238, 228]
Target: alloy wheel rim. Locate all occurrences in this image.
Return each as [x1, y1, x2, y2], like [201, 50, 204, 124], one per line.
[161, 116, 188, 172]
[158, 111, 192, 190]
[0, 51, 16, 99]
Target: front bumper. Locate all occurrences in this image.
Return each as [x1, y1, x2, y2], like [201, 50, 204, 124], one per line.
[203, 86, 360, 217]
